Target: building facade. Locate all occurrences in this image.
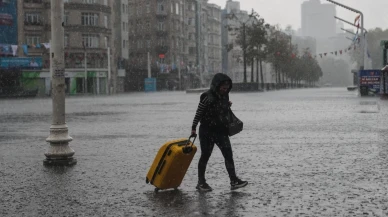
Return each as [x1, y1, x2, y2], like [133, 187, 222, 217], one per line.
[301, 0, 336, 39]
[7, 0, 125, 96]
[126, 0, 222, 90]
[206, 3, 222, 83]
[126, 0, 186, 90]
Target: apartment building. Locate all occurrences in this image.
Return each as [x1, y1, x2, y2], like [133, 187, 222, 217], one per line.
[2, 0, 125, 96]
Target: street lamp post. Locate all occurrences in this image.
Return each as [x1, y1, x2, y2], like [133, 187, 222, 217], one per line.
[242, 23, 247, 83]
[44, 0, 76, 166]
[335, 16, 368, 33]
[326, 0, 365, 69]
[335, 16, 370, 69]
[341, 27, 357, 36]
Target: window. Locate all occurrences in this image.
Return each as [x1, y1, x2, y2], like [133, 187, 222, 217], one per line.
[122, 22, 125, 31]
[82, 13, 99, 26]
[122, 4, 125, 13]
[103, 0, 107, 6]
[146, 2, 150, 13]
[171, 2, 174, 13]
[64, 35, 69, 47]
[158, 22, 165, 31]
[26, 35, 40, 45]
[192, 3, 195, 11]
[123, 40, 126, 48]
[158, 2, 164, 12]
[146, 40, 151, 49]
[64, 12, 69, 25]
[104, 15, 108, 28]
[82, 34, 99, 48]
[105, 36, 109, 48]
[189, 47, 195, 55]
[137, 6, 142, 16]
[137, 40, 143, 49]
[137, 22, 142, 31]
[188, 18, 193, 26]
[82, 0, 96, 4]
[176, 3, 179, 15]
[25, 13, 41, 24]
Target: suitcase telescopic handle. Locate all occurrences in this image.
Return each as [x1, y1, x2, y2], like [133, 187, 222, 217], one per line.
[183, 134, 197, 154]
[186, 134, 197, 146]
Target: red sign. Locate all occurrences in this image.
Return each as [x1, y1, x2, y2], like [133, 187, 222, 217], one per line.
[159, 54, 165, 59]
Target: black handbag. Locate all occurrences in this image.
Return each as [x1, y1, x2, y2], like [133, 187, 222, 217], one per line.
[228, 109, 243, 136]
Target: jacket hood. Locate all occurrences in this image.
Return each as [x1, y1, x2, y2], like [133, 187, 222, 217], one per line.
[210, 73, 233, 94]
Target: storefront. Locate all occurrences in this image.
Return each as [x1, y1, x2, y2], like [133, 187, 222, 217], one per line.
[21, 69, 110, 96]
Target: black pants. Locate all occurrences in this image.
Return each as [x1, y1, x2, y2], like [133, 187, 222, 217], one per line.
[198, 125, 237, 183]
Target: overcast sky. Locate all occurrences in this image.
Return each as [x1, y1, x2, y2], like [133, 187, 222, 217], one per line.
[208, 0, 388, 32]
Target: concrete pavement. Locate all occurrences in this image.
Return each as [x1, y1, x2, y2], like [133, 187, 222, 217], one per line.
[0, 88, 387, 216]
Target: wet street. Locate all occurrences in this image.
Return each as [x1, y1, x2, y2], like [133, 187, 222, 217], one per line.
[0, 88, 387, 216]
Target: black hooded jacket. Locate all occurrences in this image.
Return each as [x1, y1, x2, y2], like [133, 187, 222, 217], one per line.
[192, 73, 233, 133]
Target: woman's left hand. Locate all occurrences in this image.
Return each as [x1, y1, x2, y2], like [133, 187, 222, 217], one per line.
[229, 101, 232, 107]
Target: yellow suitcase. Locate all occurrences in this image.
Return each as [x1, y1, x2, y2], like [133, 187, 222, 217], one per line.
[146, 135, 197, 192]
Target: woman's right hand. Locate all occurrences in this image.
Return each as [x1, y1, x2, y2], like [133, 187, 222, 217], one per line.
[191, 130, 196, 136]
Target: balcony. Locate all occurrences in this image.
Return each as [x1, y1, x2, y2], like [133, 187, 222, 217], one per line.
[156, 11, 168, 18]
[43, 1, 111, 12]
[24, 21, 44, 31]
[28, 46, 45, 56]
[155, 45, 169, 54]
[156, 30, 168, 37]
[24, 0, 44, 9]
[65, 25, 111, 34]
[64, 2, 111, 13]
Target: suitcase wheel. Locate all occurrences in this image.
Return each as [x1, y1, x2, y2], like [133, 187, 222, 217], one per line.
[154, 188, 160, 193]
[146, 177, 149, 184]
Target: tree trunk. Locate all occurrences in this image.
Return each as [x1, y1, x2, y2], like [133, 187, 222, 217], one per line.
[251, 58, 254, 83]
[260, 59, 264, 90]
[256, 58, 259, 83]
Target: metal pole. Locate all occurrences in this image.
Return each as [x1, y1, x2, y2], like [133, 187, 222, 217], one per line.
[44, 0, 76, 166]
[326, 0, 365, 69]
[107, 47, 111, 94]
[335, 15, 370, 68]
[147, 52, 151, 78]
[177, 56, 181, 90]
[360, 13, 366, 69]
[243, 23, 247, 83]
[84, 50, 87, 94]
[341, 28, 357, 35]
[195, 0, 202, 87]
[335, 16, 367, 33]
[49, 39, 52, 96]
